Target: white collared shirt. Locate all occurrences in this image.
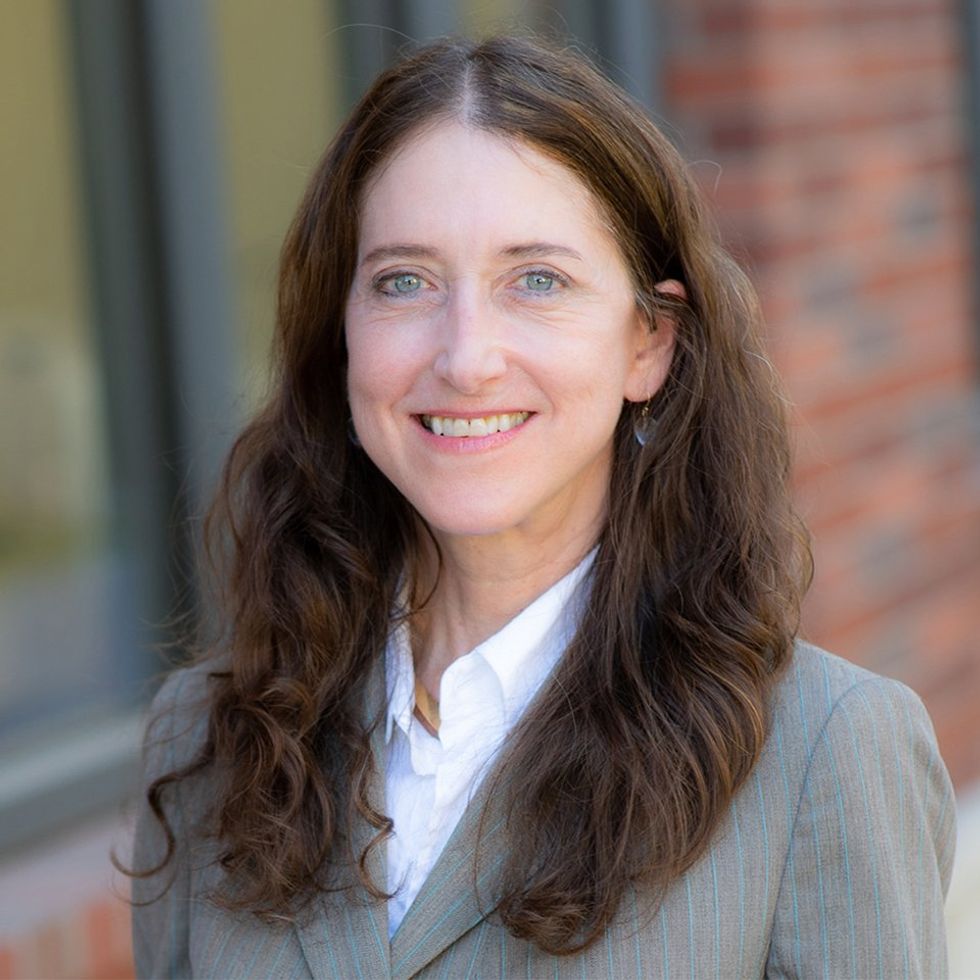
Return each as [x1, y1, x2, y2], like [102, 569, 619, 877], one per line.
[383, 553, 594, 938]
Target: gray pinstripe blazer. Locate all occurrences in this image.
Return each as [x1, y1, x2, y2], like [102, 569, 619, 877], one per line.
[132, 642, 955, 978]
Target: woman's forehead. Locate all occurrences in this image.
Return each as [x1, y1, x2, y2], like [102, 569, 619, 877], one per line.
[356, 121, 618, 260]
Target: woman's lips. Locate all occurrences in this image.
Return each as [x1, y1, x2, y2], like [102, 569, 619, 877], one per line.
[419, 412, 531, 437]
[413, 411, 535, 452]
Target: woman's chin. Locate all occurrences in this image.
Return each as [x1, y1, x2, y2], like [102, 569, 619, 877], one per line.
[419, 512, 522, 541]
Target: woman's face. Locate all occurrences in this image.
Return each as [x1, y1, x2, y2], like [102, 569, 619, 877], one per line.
[345, 121, 675, 547]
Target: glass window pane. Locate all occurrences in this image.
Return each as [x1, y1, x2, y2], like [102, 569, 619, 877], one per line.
[0, 1, 131, 751]
[213, 0, 345, 401]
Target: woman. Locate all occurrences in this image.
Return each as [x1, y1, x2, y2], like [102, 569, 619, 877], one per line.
[130, 35, 955, 978]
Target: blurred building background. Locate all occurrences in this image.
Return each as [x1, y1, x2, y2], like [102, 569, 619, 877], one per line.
[0, 0, 977, 976]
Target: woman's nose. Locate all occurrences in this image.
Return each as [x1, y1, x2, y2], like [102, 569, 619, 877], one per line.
[432, 293, 507, 393]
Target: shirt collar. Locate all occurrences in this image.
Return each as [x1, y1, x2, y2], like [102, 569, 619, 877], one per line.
[474, 550, 594, 726]
[385, 604, 416, 744]
[383, 549, 595, 743]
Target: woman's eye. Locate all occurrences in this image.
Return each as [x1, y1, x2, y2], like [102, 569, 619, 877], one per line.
[389, 273, 423, 294]
[375, 272, 425, 296]
[523, 271, 556, 292]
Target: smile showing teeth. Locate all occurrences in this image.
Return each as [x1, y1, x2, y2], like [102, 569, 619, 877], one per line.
[420, 412, 530, 437]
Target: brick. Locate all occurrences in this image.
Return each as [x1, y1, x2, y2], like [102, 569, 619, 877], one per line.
[699, 1, 950, 36]
[664, 0, 979, 781]
[84, 897, 134, 980]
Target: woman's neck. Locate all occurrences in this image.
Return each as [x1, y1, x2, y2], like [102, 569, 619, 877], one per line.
[409, 525, 597, 694]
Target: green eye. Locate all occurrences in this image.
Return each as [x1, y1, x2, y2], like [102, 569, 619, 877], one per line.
[392, 273, 422, 293]
[524, 272, 555, 291]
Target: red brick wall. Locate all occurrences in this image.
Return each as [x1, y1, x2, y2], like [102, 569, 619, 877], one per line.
[0, 819, 133, 980]
[663, 0, 980, 784]
[0, 897, 132, 980]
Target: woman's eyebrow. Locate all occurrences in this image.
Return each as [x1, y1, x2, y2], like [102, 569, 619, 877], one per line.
[360, 241, 585, 267]
[360, 243, 439, 265]
[500, 242, 583, 261]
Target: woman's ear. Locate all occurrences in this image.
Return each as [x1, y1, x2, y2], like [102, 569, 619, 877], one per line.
[651, 278, 687, 306]
[625, 278, 686, 403]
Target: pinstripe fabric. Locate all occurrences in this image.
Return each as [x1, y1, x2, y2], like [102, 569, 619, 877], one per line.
[132, 642, 955, 978]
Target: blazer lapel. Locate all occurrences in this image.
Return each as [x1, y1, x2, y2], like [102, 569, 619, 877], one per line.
[390, 765, 510, 980]
[295, 658, 391, 979]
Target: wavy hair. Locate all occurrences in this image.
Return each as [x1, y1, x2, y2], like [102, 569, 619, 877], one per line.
[134, 34, 811, 954]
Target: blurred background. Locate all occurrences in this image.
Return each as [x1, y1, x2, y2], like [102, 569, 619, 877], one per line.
[0, 0, 977, 976]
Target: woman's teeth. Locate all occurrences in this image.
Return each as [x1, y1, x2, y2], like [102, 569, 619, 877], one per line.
[421, 412, 530, 437]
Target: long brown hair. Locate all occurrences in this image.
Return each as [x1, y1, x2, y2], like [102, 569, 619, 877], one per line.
[136, 34, 811, 954]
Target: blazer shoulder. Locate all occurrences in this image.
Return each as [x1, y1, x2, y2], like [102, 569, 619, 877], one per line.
[783, 638, 887, 700]
[765, 640, 952, 814]
[771, 639, 930, 744]
[140, 659, 216, 785]
[132, 661, 220, 979]
[765, 642, 956, 978]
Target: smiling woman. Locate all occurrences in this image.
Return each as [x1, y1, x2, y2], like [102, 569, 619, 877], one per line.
[128, 35, 955, 979]
[345, 122, 675, 546]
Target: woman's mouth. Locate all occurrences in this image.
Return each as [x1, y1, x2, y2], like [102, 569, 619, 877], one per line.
[419, 412, 531, 437]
